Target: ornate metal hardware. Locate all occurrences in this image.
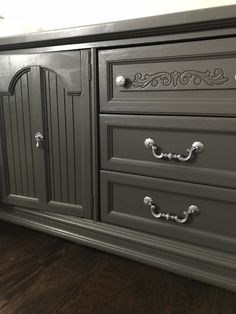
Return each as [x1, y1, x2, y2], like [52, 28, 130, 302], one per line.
[35, 132, 44, 148]
[144, 138, 204, 162]
[143, 196, 199, 224]
[115, 75, 127, 87]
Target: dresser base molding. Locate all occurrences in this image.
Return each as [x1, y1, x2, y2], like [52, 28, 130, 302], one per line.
[0, 206, 235, 292]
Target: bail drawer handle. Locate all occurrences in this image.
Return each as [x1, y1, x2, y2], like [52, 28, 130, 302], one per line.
[143, 196, 199, 224]
[144, 138, 205, 162]
[35, 132, 44, 148]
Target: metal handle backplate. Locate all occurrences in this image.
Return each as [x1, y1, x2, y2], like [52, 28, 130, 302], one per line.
[144, 138, 204, 162]
[35, 132, 43, 148]
[144, 196, 199, 224]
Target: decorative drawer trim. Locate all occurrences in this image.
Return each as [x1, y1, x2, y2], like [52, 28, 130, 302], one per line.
[132, 69, 229, 89]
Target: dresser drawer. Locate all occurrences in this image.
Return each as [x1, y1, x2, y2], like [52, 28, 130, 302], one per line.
[100, 171, 236, 252]
[99, 38, 236, 115]
[100, 115, 236, 189]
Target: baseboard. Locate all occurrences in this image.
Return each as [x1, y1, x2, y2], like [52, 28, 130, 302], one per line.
[0, 205, 235, 292]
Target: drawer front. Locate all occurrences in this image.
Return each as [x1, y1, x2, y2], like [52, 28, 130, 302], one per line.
[100, 115, 236, 189]
[100, 171, 236, 252]
[99, 38, 236, 115]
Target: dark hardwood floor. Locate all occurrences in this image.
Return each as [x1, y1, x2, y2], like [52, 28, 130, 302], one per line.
[0, 220, 235, 314]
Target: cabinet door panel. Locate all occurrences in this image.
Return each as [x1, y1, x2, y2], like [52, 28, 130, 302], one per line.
[44, 71, 83, 210]
[0, 69, 42, 208]
[0, 50, 92, 218]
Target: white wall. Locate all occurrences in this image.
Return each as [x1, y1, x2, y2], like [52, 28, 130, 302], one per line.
[0, 0, 236, 37]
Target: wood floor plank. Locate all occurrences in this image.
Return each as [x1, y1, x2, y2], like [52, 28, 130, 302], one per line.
[0, 244, 105, 313]
[0, 220, 235, 314]
[103, 265, 236, 314]
[0, 264, 81, 314]
[55, 255, 236, 314]
[53, 243, 105, 273]
[54, 255, 149, 313]
[0, 238, 66, 296]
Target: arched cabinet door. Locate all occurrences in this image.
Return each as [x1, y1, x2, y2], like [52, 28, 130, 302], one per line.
[0, 50, 92, 218]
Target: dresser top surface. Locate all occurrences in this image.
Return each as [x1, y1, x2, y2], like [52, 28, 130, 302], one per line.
[0, 5, 236, 50]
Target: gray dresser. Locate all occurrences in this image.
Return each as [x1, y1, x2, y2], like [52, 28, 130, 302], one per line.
[0, 6, 235, 291]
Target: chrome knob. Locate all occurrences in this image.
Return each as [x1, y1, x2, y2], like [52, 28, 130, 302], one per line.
[191, 141, 205, 153]
[35, 132, 43, 148]
[115, 75, 126, 87]
[144, 138, 155, 149]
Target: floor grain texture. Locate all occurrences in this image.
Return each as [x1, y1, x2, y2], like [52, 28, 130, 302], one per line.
[0, 220, 235, 314]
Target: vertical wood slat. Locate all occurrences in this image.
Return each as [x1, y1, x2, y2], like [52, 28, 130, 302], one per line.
[22, 73, 36, 197]
[65, 95, 76, 205]
[57, 79, 68, 203]
[79, 50, 92, 218]
[73, 95, 82, 205]
[15, 78, 28, 196]
[0, 96, 10, 198]
[28, 67, 47, 203]
[1, 96, 16, 195]
[9, 92, 23, 195]
[45, 71, 55, 200]
[48, 72, 61, 202]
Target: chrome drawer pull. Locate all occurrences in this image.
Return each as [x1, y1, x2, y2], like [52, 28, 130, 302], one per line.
[144, 138, 204, 162]
[115, 75, 127, 87]
[35, 132, 44, 148]
[143, 196, 199, 224]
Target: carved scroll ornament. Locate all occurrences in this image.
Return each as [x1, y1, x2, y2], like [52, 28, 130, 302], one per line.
[132, 68, 229, 89]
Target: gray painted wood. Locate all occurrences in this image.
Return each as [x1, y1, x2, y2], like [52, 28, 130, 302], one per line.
[0, 70, 40, 206]
[79, 50, 92, 219]
[0, 52, 82, 95]
[100, 170, 236, 254]
[64, 95, 76, 205]
[45, 70, 62, 202]
[29, 66, 48, 203]
[100, 114, 236, 189]
[0, 50, 92, 217]
[99, 37, 236, 116]
[0, 7, 235, 292]
[1, 96, 17, 196]
[90, 48, 99, 221]
[20, 73, 36, 197]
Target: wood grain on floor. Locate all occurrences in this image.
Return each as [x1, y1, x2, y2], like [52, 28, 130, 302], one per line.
[0, 220, 235, 314]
